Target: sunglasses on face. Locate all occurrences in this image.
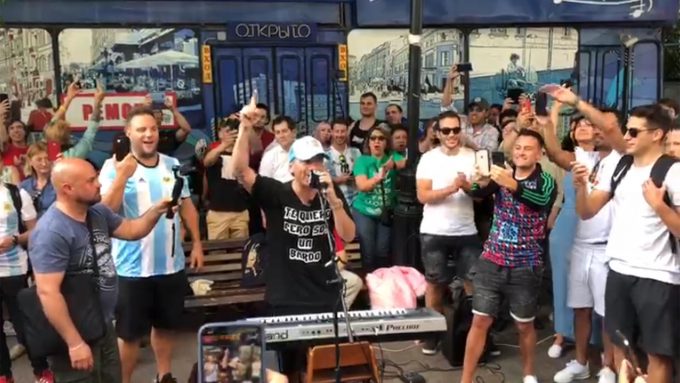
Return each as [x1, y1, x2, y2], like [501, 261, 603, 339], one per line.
[369, 135, 386, 142]
[438, 127, 462, 136]
[626, 127, 655, 138]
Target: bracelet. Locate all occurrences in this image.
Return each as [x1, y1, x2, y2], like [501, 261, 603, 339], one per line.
[69, 342, 85, 352]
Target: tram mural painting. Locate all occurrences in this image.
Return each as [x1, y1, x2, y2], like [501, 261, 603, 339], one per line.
[348, 27, 578, 119]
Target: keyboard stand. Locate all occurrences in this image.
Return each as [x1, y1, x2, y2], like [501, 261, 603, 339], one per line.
[305, 341, 380, 383]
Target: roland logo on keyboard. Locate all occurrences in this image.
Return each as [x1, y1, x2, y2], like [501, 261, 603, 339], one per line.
[377, 323, 421, 332]
[267, 330, 289, 341]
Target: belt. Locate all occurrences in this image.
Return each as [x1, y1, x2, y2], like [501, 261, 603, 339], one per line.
[589, 241, 608, 246]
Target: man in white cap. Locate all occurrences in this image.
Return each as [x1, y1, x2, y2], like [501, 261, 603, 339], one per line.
[231, 95, 356, 381]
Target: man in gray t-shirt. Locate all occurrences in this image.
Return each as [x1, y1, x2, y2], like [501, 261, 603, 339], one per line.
[28, 158, 173, 383]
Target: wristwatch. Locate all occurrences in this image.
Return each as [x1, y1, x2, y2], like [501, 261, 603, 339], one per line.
[11, 235, 18, 247]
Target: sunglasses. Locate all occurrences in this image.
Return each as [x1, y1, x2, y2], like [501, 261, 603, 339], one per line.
[369, 135, 386, 142]
[439, 127, 462, 136]
[626, 127, 655, 138]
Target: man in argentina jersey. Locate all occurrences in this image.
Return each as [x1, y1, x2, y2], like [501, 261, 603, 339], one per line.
[99, 106, 204, 383]
[0, 183, 54, 381]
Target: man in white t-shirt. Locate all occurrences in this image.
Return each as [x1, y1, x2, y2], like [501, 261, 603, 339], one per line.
[416, 110, 481, 355]
[326, 118, 361, 205]
[259, 116, 296, 183]
[573, 104, 680, 383]
[537, 91, 627, 383]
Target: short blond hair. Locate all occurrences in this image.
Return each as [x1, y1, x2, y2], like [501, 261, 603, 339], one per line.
[24, 141, 48, 178]
[44, 120, 71, 146]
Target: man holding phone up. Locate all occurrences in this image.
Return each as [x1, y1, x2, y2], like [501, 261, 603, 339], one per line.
[461, 129, 557, 383]
[99, 106, 204, 383]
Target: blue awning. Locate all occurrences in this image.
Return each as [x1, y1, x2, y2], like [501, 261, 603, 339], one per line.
[356, 0, 679, 26]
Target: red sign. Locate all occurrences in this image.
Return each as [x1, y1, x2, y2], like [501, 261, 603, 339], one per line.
[61, 92, 177, 131]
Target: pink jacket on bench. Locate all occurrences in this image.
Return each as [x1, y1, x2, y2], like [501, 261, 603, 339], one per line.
[365, 266, 427, 309]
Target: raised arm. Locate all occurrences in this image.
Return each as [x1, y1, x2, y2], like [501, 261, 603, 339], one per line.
[63, 84, 105, 159]
[112, 199, 171, 240]
[0, 99, 9, 146]
[231, 99, 258, 194]
[165, 96, 192, 143]
[440, 66, 461, 112]
[547, 87, 626, 153]
[100, 154, 137, 212]
[536, 114, 575, 170]
[51, 82, 80, 123]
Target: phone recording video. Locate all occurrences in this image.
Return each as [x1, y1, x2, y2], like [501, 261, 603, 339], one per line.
[455, 62, 473, 72]
[150, 93, 166, 110]
[491, 151, 505, 167]
[506, 88, 523, 103]
[475, 149, 491, 176]
[113, 135, 131, 162]
[199, 323, 265, 383]
[535, 92, 548, 116]
[47, 141, 61, 162]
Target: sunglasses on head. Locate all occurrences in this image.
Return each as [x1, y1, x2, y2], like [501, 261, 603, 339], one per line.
[626, 127, 655, 138]
[369, 135, 386, 142]
[438, 127, 462, 136]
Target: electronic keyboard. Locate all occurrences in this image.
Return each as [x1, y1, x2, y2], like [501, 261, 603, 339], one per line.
[247, 308, 446, 348]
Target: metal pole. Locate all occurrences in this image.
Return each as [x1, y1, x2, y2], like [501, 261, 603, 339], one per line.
[406, 0, 423, 167]
[392, 0, 423, 269]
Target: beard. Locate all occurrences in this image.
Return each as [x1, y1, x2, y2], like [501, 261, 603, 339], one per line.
[77, 193, 102, 207]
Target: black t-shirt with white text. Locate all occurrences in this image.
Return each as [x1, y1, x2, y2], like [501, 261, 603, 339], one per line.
[349, 119, 382, 150]
[252, 176, 351, 308]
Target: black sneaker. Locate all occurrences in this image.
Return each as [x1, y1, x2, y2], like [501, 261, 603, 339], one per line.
[155, 373, 178, 383]
[421, 338, 438, 355]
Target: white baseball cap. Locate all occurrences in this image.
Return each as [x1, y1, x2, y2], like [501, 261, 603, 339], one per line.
[288, 136, 328, 163]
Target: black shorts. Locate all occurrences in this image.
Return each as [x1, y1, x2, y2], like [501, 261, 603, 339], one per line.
[420, 234, 482, 284]
[471, 258, 543, 322]
[605, 270, 679, 357]
[116, 270, 187, 341]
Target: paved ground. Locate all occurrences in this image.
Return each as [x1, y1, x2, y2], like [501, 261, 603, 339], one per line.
[7, 306, 604, 383]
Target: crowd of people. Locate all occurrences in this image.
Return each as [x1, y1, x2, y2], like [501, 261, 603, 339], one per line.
[0, 60, 677, 383]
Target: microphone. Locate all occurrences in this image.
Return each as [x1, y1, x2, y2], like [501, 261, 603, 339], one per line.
[324, 256, 339, 268]
[166, 166, 185, 219]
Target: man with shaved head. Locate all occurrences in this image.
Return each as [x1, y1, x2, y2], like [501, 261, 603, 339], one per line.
[28, 158, 173, 382]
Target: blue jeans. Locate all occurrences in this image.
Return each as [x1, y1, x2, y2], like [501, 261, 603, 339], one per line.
[352, 209, 391, 271]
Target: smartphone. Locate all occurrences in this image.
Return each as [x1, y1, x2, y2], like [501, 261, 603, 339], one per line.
[560, 79, 574, 88]
[150, 93, 165, 110]
[198, 322, 265, 383]
[47, 141, 61, 162]
[535, 92, 548, 116]
[475, 149, 491, 176]
[615, 330, 641, 375]
[113, 135, 131, 162]
[491, 151, 505, 167]
[520, 97, 531, 114]
[0, 93, 8, 105]
[455, 62, 473, 72]
[506, 88, 523, 103]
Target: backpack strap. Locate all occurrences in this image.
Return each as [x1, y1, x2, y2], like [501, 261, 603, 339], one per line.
[650, 154, 679, 254]
[609, 154, 634, 199]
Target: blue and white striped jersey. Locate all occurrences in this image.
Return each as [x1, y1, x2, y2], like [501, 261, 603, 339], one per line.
[0, 185, 36, 277]
[100, 154, 190, 277]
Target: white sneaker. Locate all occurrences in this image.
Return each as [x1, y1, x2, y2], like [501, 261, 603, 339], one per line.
[554, 360, 590, 383]
[547, 343, 563, 359]
[597, 367, 616, 383]
[524, 375, 539, 383]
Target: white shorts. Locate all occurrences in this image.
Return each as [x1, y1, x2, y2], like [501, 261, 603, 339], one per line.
[567, 242, 609, 316]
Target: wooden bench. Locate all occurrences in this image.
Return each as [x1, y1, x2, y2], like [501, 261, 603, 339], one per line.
[183, 239, 362, 309]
